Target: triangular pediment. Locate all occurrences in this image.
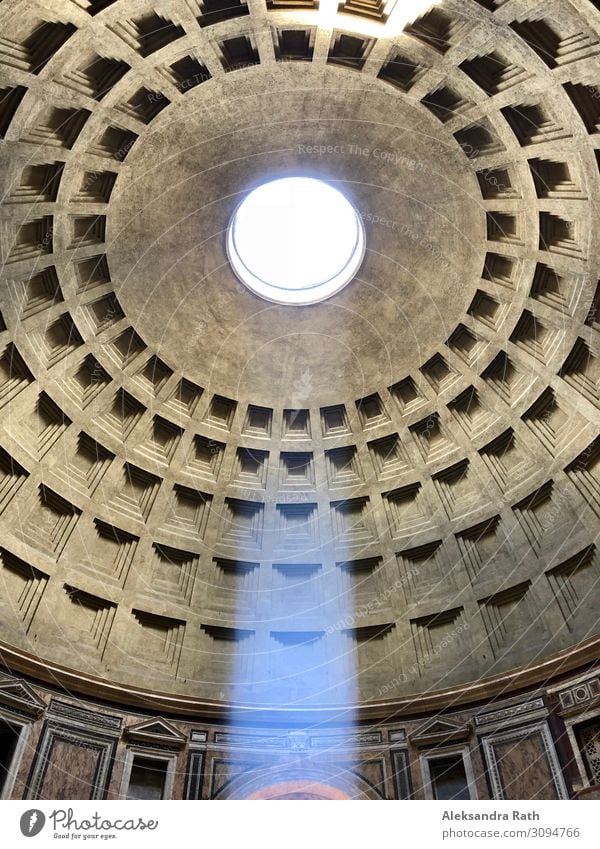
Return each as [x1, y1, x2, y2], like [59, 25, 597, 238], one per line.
[0, 678, 46, 716]
[125, 717, 186, 746]
[410, 717, 471, 746]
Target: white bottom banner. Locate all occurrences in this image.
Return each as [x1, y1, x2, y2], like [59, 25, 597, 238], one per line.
[0, 800, 598, 849]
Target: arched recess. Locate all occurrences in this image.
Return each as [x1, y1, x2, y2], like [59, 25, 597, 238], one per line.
[248, 782, 350, 800]
[214, 765, 383, 800]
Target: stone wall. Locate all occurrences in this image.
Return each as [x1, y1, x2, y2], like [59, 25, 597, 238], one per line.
[1, 666, 599, 800]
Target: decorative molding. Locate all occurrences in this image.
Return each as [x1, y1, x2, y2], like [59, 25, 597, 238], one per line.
[47, 700, 121, 734]
[389, 729, 406, 743]
[0, 636, 599, 721]
[310, 732, 383, 748]
[410, 717, 472, 748]
[420, 744, 478, 801]
[475, 698, 546, 728]
[0, 678, 45, 717]
[481, 722, 568, 800]
[214, 732, 286, 749]
[288, 731, 308, 752]
[118, 745, 178, 800]
[209, 729, 383, 750]
[25, 720, 117, 800]
[190, 730, 208, 745]
[184, 750, 205, 800]
[124, 717, 186, 748]
[558, 676, 600, 715]
[391, 749, 413, 800]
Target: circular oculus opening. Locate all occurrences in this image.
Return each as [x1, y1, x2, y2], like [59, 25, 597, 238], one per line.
[227, 177, 365, 305]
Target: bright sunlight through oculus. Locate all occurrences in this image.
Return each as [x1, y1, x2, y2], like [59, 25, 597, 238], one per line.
[227, 177, 366, 305]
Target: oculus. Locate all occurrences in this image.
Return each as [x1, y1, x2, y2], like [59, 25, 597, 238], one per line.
[227, 177, 365, 305]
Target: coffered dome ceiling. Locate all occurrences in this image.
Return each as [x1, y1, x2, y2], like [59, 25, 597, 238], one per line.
[0, 0, 598, 715]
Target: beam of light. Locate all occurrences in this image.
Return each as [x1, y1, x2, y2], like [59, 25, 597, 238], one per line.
[225, 494, 362, 794]
[318, 0, 444, 39]
[385, 0, 444, 36]
[220, 174, 368, 786]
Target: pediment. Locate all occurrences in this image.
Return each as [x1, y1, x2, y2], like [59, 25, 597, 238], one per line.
[125, 717, 186, 747]
[0, 678, 46, 716]
[410, 717, 471, 747]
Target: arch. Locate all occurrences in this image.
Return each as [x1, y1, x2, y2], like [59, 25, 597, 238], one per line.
[214, 764, 382, 800]
[247, 781, 349, 800]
